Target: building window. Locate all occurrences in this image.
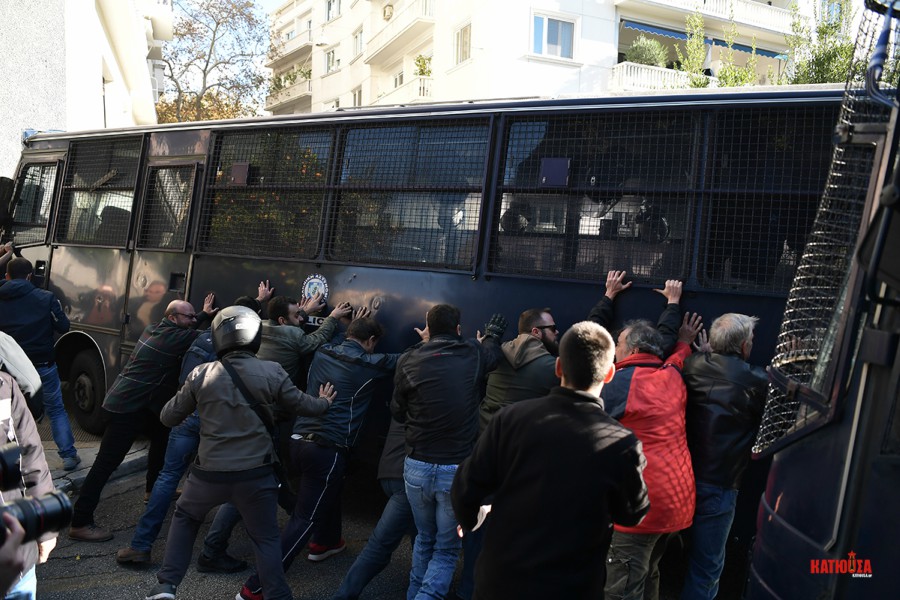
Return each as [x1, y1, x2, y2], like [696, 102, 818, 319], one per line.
[393, 70, 404, 88]
[353, 28, 363, 57]
[326, 0, 341, 21]
[455, 23, 471, 65]
[329, 97, 340, 109]
[284, 29, 295, 41]
[352, 87, 363, 107]
[533, 15, 574, 59]
[326, 49, 340, 73]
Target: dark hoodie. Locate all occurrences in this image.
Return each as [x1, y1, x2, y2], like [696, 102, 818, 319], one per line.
[0, 279, 70, 363]
[479, 333, 559, 433]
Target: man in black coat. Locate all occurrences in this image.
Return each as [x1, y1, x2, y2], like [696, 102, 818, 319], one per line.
[452, 321, 650, 600]
[679, 313, 768, 600]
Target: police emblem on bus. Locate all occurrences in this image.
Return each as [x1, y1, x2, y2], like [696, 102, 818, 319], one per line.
[302, 274, 329, 301]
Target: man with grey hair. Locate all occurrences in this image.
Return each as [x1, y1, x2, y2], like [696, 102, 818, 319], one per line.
[679, 313, 767, 600]
[452, 321, 649, 599]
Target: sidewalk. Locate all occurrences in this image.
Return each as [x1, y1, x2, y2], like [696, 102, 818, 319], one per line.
[39, 421, 150, 495]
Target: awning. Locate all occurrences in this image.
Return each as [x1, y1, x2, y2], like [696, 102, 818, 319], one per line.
[621, 19, 782, 59]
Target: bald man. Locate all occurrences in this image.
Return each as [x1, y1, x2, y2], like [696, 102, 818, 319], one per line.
[69, 295, 215, 542]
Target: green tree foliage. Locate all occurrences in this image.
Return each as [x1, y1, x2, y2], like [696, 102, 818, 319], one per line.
[625, 36, 669, 68]
[676, 10, 710, 88]
[783, 0, 856, 84]
[158, 0, 269, 123]
[717, 12, 759, 87]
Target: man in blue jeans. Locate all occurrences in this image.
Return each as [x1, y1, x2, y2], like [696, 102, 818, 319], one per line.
[680, 313, 768, 600]
[333, 418, 417, 600]
[390, 305, 505, 600]
[117, 291, 270, 568]
[0, 257, 80, 471]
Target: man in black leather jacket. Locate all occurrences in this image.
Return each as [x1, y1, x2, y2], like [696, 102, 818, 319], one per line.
[680, 313, 767, 600]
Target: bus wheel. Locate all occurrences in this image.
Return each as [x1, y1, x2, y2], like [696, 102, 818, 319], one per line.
[68, 352, 106, 435]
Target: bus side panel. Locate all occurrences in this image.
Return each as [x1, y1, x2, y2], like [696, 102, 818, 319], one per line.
[48, 245, 132, 383]
[125, 250, 192, 344]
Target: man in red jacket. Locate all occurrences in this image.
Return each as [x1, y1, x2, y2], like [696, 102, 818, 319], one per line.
[600, 297, 701, 600]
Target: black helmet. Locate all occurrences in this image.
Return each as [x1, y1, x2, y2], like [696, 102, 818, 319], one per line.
[212, 306, 262, 358]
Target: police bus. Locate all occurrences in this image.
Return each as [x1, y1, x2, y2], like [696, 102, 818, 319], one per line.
[0, 89, 839, 443]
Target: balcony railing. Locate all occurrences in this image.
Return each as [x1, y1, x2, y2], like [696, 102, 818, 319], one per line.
[267, 29, 313, 68]
[617, 0, 796, 36]
[610, 62, 719, 91]
[373, 76, 433, 106]
[265, 79, 313, 111]
[365, 0, 434, 64]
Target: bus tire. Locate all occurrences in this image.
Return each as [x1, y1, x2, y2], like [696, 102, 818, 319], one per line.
[67, 352, 106, 435]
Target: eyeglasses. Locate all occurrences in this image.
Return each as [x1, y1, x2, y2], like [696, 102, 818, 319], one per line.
[535, 324, 558, 333]
[174, 312, 197, 320]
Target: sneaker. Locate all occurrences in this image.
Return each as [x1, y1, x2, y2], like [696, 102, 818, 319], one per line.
[116, 546, 151, 564]
[197, 552, 247, 573]
[62, 455, 82, 471]
[235, 585, 263, 600]
[307, 539, 346, 562]
[145, 582, 176, 600]
[68, 523, 112, 542]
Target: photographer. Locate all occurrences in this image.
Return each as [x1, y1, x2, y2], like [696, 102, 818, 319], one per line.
[0, 368, 57, 599]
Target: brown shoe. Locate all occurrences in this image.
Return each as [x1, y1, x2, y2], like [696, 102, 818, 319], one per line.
[69, 524, 113, 542]
[116, 546, 151, 564]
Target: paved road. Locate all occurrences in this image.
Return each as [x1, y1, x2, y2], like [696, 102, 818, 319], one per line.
[36, 469, 416, 600]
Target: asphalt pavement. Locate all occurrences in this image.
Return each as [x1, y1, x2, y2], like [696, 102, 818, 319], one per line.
[36, 422, 416, 600]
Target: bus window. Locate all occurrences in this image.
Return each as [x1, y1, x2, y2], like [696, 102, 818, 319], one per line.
[491, 110, 697, 281]
[137, 166, 195, 250]
[198, 128, 332, 259]
[8, 162, 57, 245]
[701, 105, 834, 291]
[54, 137, 142, 246]
[330, 120, 489, 268]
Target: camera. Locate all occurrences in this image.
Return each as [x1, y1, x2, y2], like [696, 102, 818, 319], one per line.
[0, 443, 72, 543]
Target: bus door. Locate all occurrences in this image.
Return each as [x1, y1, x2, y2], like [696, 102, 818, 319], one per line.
[126, 130, 209, 347]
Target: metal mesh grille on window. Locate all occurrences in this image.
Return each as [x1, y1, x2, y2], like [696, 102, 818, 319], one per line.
[701, 106, 836, 292]
[10, 163, 57, 245]
[329, 120, 489, 269]
[753, 7, 893, 455]
[197, 128, 332, 259]
[54, 137, 142, 246]
[138, 166, 195, 250]
[490, 111, 697, 282]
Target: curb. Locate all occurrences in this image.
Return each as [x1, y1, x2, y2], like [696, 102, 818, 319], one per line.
[51, 441, 150, 495]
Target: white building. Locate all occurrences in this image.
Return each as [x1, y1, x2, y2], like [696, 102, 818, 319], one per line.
[265, 0, 809, 115]
[0, 0, 172, 177]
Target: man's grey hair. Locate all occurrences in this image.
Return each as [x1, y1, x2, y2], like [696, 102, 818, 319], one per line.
[621, 320, 664, 359]
[709, 313, 758, 355]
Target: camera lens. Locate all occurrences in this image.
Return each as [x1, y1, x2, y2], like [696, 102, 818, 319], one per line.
[0, 443, 22, 491]
[0, 490, 73, 544]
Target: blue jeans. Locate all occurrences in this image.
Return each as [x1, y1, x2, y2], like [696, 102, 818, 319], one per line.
[131, 414, 200, 551]
[4, 565, 35, 600]
[404, 457, 461, 600]
[36, 364, 76, 459]
[680, 483, 739, 600]
[334, 478, 417, 600]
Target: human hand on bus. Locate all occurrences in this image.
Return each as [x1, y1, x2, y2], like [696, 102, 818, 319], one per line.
[351, 306, 371, 321]
[692, 328, 711, 353]
[203, 293, 218, 315]
[678, 312, 703, 345]
[330, 302, 352, 321]
[0, 242, 12, 256]
[318, 382, 337, 405]
[605, 270, 631, 300]
[257, 280, 274, 304]
[414, 315, 430, 342]
[654, 279, 683, 305]
[299, 292, 326, 315]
